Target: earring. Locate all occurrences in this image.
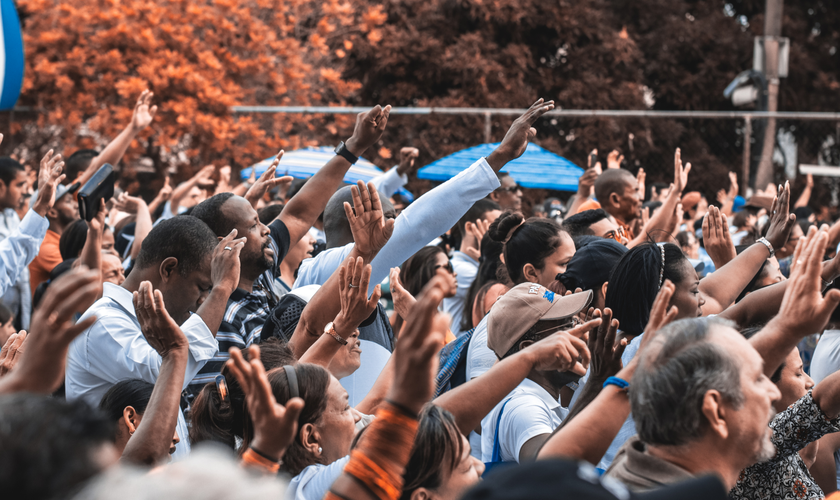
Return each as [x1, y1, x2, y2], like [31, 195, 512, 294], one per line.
[318, 447, 323, 454]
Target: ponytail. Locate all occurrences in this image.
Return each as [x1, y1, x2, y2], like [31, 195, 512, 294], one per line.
[488, 211, 566, 284]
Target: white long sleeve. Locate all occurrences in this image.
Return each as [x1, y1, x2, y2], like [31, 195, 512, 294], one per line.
[369, 166, 408, 198]
[0, 210, 48, 297]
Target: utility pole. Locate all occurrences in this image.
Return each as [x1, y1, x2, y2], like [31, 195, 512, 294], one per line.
[755, 0, 784, 190]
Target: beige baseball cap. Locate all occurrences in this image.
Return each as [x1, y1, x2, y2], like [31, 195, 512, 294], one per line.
[487, 283, 592, 358]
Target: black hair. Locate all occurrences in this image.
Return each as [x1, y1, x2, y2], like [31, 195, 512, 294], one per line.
[733, 244, 770, 302]
[488, 211, 566, 285]
[258, 204, 284, 225]
[286, 178, 308, 200]
[190, 363, 330, 476]
[0, 394, 115, 500]
[190, 192, 237, 237]
[0, 303, 12, 325]
[134, 216, 218, 276]
[461, 232, 505, 332]
[0, 157, 24, 186]
[561, 209, 609, 238]
[59, 219, 90, 260]
[323, 184, 394, 249]
[732, 211, 753, 229]
[99, 379, 155, 422]
[593, 169, 635, 204]
[642, 200, 663, 214]
[605, 242, 689, 337]
[400, 246, 447, 297]
[64, 149, 98, 183]
[455, 199, 501, 243]
[648, 182, 670, 200]
[675, 230, 695, 249]
[401, 404, 464, 500]
[32, 259, 77, 310]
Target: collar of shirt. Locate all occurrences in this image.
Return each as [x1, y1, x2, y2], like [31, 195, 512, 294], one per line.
[103, 282, 138, 318]
[452, 250, 479, 267]
[514, 378, 563, 413]
[620, 435, 695, 486]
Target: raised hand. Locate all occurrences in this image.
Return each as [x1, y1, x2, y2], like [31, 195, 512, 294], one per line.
[586, 308, 625, 382]
[227, 345, 304, 462]
[764, 181, 797, 250]
[244, 151, 293, 208]
[527, 318, 600, 377]
[587, 149, 602, 172]
[638, 280, 679, 354]
[389, 267, 416, 321]
[114, 192, 149, 215]
[334, 257, 381, 336]
[607, 149, 624, 170]
[636, 168, 646, 200]
[343, 180, 394, 257]
[463, 218, 490, 261]
[576, 168, 599, 198]
[387, 276, 450, 415]
[672, 148, 691, 194]
[32, 149, 66, 217]
[702, 205, 737, 268]
[0, 268, 101, 394]
[210, 229, 247, 296]
[345, 105, 392, 157]
[397, 147, 420, 176]
[133, 281, 188, 358]
[487, 98, 555, 170]
[131, 90, 158, 132]
[0, 331, 26, 377]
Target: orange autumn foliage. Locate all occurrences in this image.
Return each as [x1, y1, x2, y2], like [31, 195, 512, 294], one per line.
[12, 0, 386, 172]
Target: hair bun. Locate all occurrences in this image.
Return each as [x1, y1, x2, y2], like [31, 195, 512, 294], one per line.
[488, 211, 524, 243]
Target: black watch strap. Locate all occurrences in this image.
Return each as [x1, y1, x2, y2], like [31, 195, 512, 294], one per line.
[334, 141, 358, 165]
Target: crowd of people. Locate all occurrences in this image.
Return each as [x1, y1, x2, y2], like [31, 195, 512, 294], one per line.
[4, 91, 840, 500]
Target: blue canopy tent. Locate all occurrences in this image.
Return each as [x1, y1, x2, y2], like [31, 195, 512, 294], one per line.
[241, 146, 413, 202]
[417, 143, 583, 191]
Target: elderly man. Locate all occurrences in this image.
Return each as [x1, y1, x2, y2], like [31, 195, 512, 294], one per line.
[592, 169, 640, 240]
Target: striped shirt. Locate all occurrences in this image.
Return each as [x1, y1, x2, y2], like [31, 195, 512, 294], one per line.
[188, 219, 291, 397]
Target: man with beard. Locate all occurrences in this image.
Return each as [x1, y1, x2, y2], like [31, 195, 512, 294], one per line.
[28, 175, 80, 294]
[480, 283, 593, 464]
[188, 104, 392, 396]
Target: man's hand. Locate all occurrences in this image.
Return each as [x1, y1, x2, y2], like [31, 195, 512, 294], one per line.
[636, 168, 646, 200]
[210, 229, 247, 295]
[672, 148, 691, 194]
[586, 308, 625, 382]
[32, 150, 66, 217]
[486, 98, 555, 171]
[0, 331, 26, 377]
[396, 147, 420, 176]
[387, 276, 450, 416]
[806, 173, 814, 189]
[463, 218, 490, 261]
[113, 192, 149, 215]
[702, 206, 737, 268]
[389, 267, 417, 322]
[526, 319, 599, 377]
[157, 176, 173, 201]
[133, 281, 188, 358]
[88, 199, 107, 235]
[343, 180, 394, 257]
[576, 168, 599, 198]
[227, 345, 305, 462]
[131, 90, 158, 132]
[607, 149, 624, 170]
[638, 280, 678, 351]
[334, 257, 381, 336]
[244, 151, 293, 208]
[764, 181, 797, 250]
[344, 105, 392, 157]
[0, 268, 101, 394]
[773, 227, 840, 337]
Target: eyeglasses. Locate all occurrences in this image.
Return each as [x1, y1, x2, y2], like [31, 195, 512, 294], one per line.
[498, 184, 522, 194]
[434, 261, 455, 274]
[604, 225, 626, 242]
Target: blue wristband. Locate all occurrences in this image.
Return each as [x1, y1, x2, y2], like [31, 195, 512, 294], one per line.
[603, 376, 630, 390]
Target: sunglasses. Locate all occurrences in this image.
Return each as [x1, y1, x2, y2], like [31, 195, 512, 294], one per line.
[499, 184, 522, 194]
[434, 261, 455, 274]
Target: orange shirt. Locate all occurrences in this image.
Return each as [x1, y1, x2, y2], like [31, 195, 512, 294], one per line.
[29, 229, 62, 297]
[616, 218, 636, 241]
[575, 198, 602, 214]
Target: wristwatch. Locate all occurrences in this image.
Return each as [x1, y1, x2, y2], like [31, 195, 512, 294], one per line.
[323, 322, 348, 345]
[757, 237, 775, 258]
[334, 141, 358, 165]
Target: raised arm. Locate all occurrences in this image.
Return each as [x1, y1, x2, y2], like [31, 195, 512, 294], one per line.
[169, 165, 215, 216]
[434, 317, 598, 436]
[113, 192, 153, 260]
[147, 176, 172, 217]
[795, 173, 813, 209]
[628, 149, 690, 248]
[700, 188, 795, 314]
[121, 282, 188, 465]
[243, 152, 293, 209]
[79, 201, 106, 283]
[747, 228, 840, 377]
[566, 153, 600, 216]
[279, 105, 391, 246]
[76, 90, 157, 188]
[194, 230, 246, 336]
[538, 282, 679, 464]
[289, 181, 393, 358]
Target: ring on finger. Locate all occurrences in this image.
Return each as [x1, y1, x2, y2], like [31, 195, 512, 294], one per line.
[224, 246, 233, 251]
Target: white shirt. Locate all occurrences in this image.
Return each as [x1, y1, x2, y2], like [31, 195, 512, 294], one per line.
[466, 315, 497, 381]
[480, 378, 568, 463]
[65, 282, 219, 460]
[0, 210, 47, 301]
[0, 208, 35, 329]
[811, 330, 840, 384]
[285, 456, 350, 500]
[369, 166, 408, 198]
[443, 251, 479, 336]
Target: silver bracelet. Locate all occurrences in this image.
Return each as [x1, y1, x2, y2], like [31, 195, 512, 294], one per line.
[757, 237, 775, 258]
